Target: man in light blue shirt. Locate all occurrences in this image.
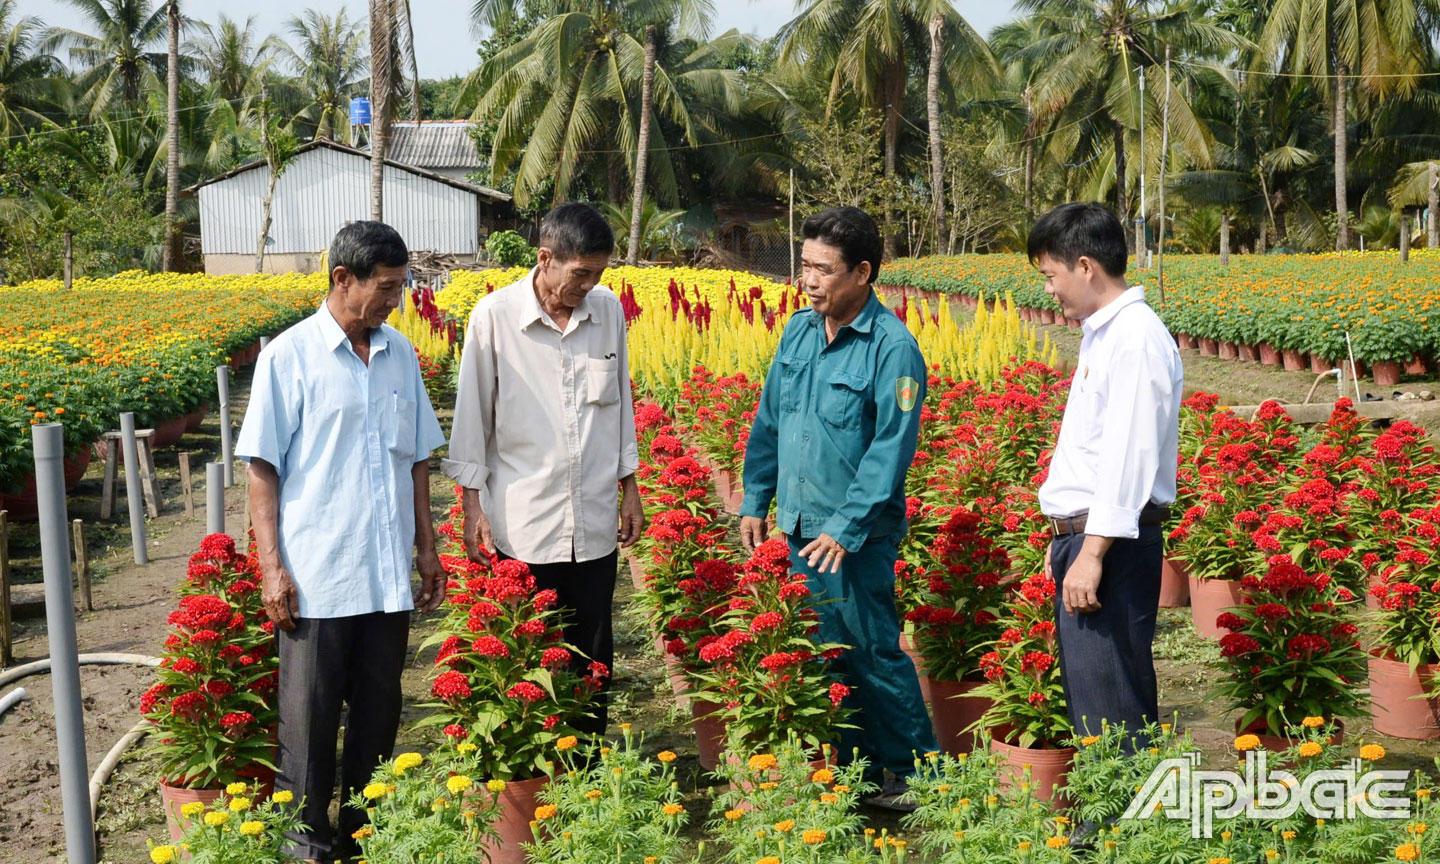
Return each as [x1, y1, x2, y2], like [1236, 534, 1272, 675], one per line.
[236, 221, 447, 863]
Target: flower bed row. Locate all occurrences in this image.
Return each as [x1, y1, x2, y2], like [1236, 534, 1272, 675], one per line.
[880, 253, 1440, 382]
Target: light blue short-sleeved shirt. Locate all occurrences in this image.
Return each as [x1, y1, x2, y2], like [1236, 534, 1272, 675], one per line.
[235, 301, 447, 618]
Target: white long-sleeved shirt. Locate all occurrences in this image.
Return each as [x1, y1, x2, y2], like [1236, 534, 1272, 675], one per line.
[1037, 286, 1182, 539]
[441, 268, 639, 563]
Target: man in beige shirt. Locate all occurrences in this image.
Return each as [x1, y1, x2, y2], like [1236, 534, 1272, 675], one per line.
[443, 202, 643, 736]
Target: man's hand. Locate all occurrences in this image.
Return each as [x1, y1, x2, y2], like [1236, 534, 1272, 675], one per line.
[413, 547, 447, 613]
[461, 488, 494, 564]
[1061, 549, 1103, 615]
[740, 516, 769, 554]
[1044, 541, 1053, 581]
[260, 561, 300, 631]
[618, 477, 645, 547]
[799, 533, 847, 574]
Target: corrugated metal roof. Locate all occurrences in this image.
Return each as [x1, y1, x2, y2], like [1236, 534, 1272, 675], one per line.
[388, 121, 485, 170]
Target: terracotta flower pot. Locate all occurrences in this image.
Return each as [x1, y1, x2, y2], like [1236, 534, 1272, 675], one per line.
[1188, 575, 1245, 640]
[1177, 333, 1197, 351]
[1218, 341, 1238, 360]
[150, 416, 188, 450]
[1348, 358, 1368, 379]
[1282, 349, 1307, 371]
[1405, 355, 1428, 375]
[1066, 316, 1081, 330]
[714, 468, 743, 515]
[899, 631, 929, 701]
[1311, 354, 1333, 374]
[927, 678, 990, 756]
[1258, 343, 1280, 366]
[0, 451, 93, 521]
[1235, 717, 1344, 755]
[989, 735, 1075, 804]
[159, 773, 275, 843]
[1371, 361, 1402, 387]
[692, 699, 729, 772]
[1159, 558, 1191, 608]
[656, 634, 691, 713]
[183, 408, 206, 433]
[1198, 338, 1219, 356]
[480, 774, 548, 864]
[627, 555, 646, 591]
[1368, 654, 1440, 740]
[1237, 343, 1258, 363]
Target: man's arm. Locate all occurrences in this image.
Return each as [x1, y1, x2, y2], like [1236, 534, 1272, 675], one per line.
[441, 309, 498, 564]
[412, 458, 446, 612]
[618, 473, 644, 547]
[249, 458, 299, 631]
[738, 328, 789, 553]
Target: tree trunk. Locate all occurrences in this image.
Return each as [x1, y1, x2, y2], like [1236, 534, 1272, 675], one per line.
[369, 0, 393, 221]
[1400, 212, 1410, 261]
[405, 0, 421, 122]
[1258, 219, 1268, 254]
[1220, 212, 1230, 265]
[1155, 46, 1170, 302]
[163, 0, 181, 271]
[1113, 119, 1127, 220]
[626, 25, 657, 265]
[1428, 161, 1438, 248]
[882, 59, 904, 260]
[1024, 141, 1034, 215]
[1333, 61, 1349, 251]
[926, 13, 945, 255]
[257, 96, 277, 274]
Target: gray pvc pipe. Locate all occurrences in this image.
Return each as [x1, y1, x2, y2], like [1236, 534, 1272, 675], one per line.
[259, 336, 271, 350]
[0, 653, 162, 690]
[216, 366, 234, 488]
[119, 413, 147, 565]
[34, 423, 97, 864]
[0, 686, 25, 715]
[206, 462, 225, 535]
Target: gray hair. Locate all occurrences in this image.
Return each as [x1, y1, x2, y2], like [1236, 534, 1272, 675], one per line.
[329, 221, 409, 288]
[538, 202, 614, 261]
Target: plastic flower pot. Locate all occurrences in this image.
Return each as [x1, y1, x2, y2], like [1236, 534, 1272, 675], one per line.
[1368, 654, 1440, 740]
[183, 407, 208, 433]
[1310, 354, 1333, 374]
[1259, 343, 1281, 366]
[692, 699, 729, 771]
[1371, 361, 1402, 387]
[712, 468, 744, 515]
[989, 733, 1075, 805]
[479, 774, 548, 864]
[160, 771, 275, 844]
[627, 555, 646, 592]
[1235, 717, 1345, 755]
[1159, 558, 1191, 608]
[1405, 355, 1428, 375]
[1218, 341, 1238, 360]
[1198, 338, 1218, 356]
[655, 634, 691, 713]
[1237, 343, 1258, 363]
[927, 678, 990, 756]
[1188, 575, 1245, 640]
[1282, 349, 1307, 371]
[1177, 333, 1197, 351]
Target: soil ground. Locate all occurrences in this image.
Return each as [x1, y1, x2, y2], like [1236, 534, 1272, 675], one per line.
[3, 302, 1438, 863]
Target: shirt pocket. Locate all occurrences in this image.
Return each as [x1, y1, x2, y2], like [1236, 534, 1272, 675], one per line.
[819, 371, 868, 430]
[777, 356, 807, 413]
[387, 396, 418, 461]
[586, 356, 620, 406]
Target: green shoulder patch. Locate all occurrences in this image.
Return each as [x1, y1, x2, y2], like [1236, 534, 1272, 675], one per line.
[896, 376, 919, 412]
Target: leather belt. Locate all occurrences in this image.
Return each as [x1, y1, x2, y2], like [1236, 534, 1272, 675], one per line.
[1048, 503, 1170, 537]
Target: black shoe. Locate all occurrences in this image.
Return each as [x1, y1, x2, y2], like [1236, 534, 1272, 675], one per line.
[861, 775, 917, 813]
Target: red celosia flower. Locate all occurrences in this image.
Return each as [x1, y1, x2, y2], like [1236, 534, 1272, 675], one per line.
[432, 670, 472, 700]
[506, 682, 546, 703]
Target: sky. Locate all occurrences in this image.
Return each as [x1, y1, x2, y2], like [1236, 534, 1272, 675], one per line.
[24, 0, 1022, 81]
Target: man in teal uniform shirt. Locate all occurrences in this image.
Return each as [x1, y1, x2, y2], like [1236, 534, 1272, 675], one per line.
[739, 206, 935, 809]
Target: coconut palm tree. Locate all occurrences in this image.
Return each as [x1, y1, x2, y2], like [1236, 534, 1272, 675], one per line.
[191, 14, 282, 105]
[163, 0, 179, 271]
[277, 8, 368, 143]
[42, 0, 173, 119]
[0, 1, 67, 137]
[1257, 0, 1424, 250]
[775, 0, 996, 257]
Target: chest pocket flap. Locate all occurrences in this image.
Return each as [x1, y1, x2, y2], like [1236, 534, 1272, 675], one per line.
[820, 371, 868, 429]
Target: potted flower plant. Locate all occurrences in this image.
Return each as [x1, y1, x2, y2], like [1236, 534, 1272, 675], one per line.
[347, 745, 505, 864]
[1367, 519, 1440, 739]
[147, 779, 305, 864]
[141, 533, 279, 841]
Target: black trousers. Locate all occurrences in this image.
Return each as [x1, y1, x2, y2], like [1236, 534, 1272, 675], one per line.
[1051, 526, 1163, 753]
[276, 611, 410, 861]
[498, 548, 618, 737]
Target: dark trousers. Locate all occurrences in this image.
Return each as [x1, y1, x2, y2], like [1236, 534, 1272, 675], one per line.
[788, 534, 937, 782]
[276, 611, 410, 861]
[1051, 526, 1163, 752]
[498, 548, 618, 737]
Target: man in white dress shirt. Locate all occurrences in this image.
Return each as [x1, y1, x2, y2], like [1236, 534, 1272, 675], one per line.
[443, 202, 644, 737]
[1031, 202, 1183, 751]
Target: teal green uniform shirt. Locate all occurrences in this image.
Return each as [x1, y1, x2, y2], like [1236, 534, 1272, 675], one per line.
[740, 292, 927, 552]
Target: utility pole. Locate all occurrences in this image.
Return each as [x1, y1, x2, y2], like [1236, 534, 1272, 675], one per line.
[1156, 45, 1170, 304]
[1136, 65, 1146, 265]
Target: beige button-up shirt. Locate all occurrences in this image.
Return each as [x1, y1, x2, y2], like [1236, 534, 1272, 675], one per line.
[442, 268, 639, 564]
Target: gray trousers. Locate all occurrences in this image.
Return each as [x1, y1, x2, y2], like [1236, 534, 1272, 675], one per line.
[1051, 526, 1163, 753]
[277, 611, 410, 861]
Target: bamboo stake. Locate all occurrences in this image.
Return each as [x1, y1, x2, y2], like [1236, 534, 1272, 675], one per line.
[73, 520, 91, 613]
[179, 452, 195, 519]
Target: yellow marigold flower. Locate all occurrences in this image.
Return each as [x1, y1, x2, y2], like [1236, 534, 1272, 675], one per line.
[811, 768, 835, 783]
[803, 829, 826, 845]
[935, 784, 951, 793]
[352, 826, 373, 840]
[556, 736, 578, 751]
[447, 775, 472, 795]
[864, 828, 875, 836]
[1298, 742, 1322, 758]
[585, 789, 603, 801]
[179, 802, 205, 819]
[1055, 816, 1070, 826]
[619, 723, 632, 731]
[534, 805, 557, 821]
[1282, 831, 1297, 841]
[644, 859, 657, 864]
[773, 820, 795, 832]
[239, 821, 264, 836]
[1234, 734, 1261, 752]
[393, 753, 424, 774]
[1417, 789, 1432, 800]
[457, 742, 477, 754]
[363, 783, 389, 800]
[874, 839, 884, 849]
[662, 803, 684, 816]
[487, 779, 506, 793]
[1407, 823, 1428, 835]
[1161, 723, 1172, 731]
[748, 754, 777, 771]
[1104, 841, 1117, 850]
[954, 830, 966, 840]
[1396, 844, 1419, 861]
[1081, 736, 1100, 747]
[1302, 716, 1325, 728]
[271, 790, 294, 804]
[1148, 747, 1160, 755]
[203, 811, 229, 827]
[149, 845, 177, 864]
[225, 782, 248, 795]
[1361, 744, 1386, 762]
[958, 797, 972, 807]
[891, 839, 907, 849]
[1048, 836, 1069, 849]
[820, 793, 838, 804]
[228, 797, 251, 812]
[600, 747, 611, 756]
[657, 751, 677, 763]
[724, 809, 744, 820]
[758, 782, 778, 790]
[758, 858, 780, 864]
[1209, 858, 1231, 864]
[833, 785, 850, 793]
[1265, 851, 1279, 863]
[986, 795, 999, 806]
[1221, 831, 1232, 841]
[1018, 840, 1032, 852]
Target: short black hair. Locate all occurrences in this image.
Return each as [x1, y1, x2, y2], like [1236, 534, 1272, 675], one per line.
[801, 206, 882, 284]
[539, 202, 614, 260]
[329, 221, 409, 288]
[1026, 202, 1128, 278]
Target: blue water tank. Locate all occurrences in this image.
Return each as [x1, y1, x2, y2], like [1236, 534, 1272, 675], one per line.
[349, 97, 372, 125]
